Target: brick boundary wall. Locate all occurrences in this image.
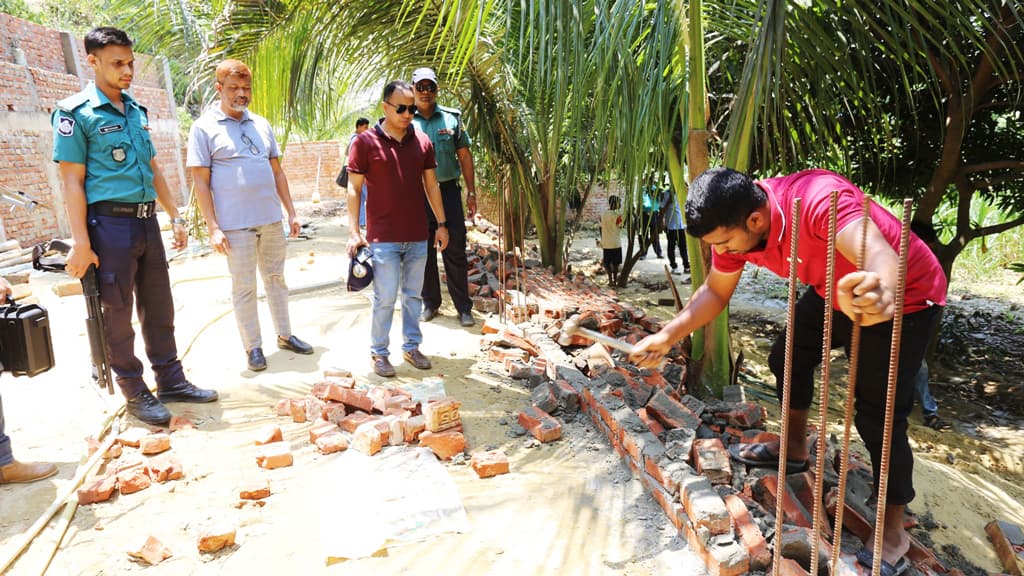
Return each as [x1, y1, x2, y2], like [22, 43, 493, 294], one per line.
[0, 13, 184, 247]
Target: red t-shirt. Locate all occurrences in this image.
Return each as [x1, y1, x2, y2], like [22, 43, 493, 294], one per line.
[712, 169, 947, 313]
[347, 123, 438, 243]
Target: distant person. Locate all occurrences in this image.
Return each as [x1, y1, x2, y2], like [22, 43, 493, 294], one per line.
[411, 67, 477, 328]
[0, 277, 58, 485]
[909, 220, 950, 431]
[187, 59, 313, 372]
[600, 195, 624, 284]
[53, 27, 217, 425]
[631, 168, 946, 574]
[346, 80, 448, 377]
[640, 179, 663, 259]
[349, 117, 370, 227]
[663, 187, 690, 274]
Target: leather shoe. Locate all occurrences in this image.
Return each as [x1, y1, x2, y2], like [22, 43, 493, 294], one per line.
[0, 460, 58, 484]
[247, 347, 267, 371]
[126, 389, 172, 425]
[459, 311, 475, 327]
[420, 307, 439, 322]
[277, 335, 313, 355]
[402, 349, 432, 370]
[372, 355, 396, 377]
[157, 381, 219, 404]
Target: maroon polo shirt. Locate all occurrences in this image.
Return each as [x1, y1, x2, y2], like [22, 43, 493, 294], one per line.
[347, 123, 437, 243]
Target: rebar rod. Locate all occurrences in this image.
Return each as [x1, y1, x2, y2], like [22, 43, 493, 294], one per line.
[831, 196, 872, 571]
[810, 191, 839, 576]
[869, 199, 913, 576]
[772, 197, 802, 574]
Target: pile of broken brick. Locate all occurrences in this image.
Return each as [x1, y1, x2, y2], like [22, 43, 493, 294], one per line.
[469, 249, 967, 576]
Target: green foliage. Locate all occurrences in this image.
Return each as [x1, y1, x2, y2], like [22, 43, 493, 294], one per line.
[0, 0, 35, 21]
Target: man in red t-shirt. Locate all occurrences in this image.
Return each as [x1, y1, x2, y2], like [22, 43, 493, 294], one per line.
[347, 80, 449, 378]
[631, 168, 946, 573]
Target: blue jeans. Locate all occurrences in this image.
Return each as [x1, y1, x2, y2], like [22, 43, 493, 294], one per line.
[0, 392, 12, 466]
[370, 241, 428, 357]
[913, 360, 938, 418]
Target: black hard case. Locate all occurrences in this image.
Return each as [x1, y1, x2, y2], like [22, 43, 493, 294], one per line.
[0, 301, 55, 377]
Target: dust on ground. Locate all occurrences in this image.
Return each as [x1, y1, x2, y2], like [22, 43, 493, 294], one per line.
[0, 204, 704, 576]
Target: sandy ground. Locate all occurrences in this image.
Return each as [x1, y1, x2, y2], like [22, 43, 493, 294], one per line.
[0, 208, 706, 576]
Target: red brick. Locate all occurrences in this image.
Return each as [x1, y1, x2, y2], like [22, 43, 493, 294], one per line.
[315, 431, 349, 454]
[637, 408, 666, 437]
[310, 381, 330, 400]
[691, 438, 732, 485]
[352, 422, 384, 455]
[340, 411, 374, 433]
[255, 441, 293, 469]
[748, 473, 812, 528]
[308, 420, 338, 443]
[325, 375, 356, 388]
[197, 525, 236, 553]
[304, 396, 326, 422]
[239, 480, 271, 500]
[169, 416, 195, 432]
[713, 402, 764, 429]
[148, 454, 184, 482]
[419, 430, 467, 460]
[404, 414, 426, 443]
[646, 389, 701, 431]
[488, 346, 529, 363]
[382, 415, 405, 446]
[289, 398, 307, 423]
[368, 385, 392, 413]
[255, 424, 283, 445]
[776, 557, 810, 576]
[117, 466, 153, 495]
[128, 535, 172, 565]
[116, 427, 150, 448]
[723, 494, 771, 570]
[470, 450, 510, 478]
[275, 399, 291, 416]
[326, 386, 373, 413]
[139, 433, 171, 455]
[518, 406, 562, 443]
[77, 474, 117, 505]
[423, 398, 462, 432]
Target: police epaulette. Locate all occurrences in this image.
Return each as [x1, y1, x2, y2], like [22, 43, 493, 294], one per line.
[437, 104, 461, 116]
[56, 92, 90, 113]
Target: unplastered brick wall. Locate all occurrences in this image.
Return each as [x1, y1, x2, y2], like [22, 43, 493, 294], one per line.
[279, 140, 346, 201]
[0, 13, 184, 246]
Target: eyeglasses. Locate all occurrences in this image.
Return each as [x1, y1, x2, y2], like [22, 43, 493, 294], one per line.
[240, 130, 260, 154]
[383, 101, 416, 115]
[415, 83, 437, 93]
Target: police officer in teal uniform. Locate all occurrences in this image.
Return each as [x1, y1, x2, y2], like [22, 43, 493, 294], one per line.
[411, 67, 476, 328]
[52, 27, 217, 425]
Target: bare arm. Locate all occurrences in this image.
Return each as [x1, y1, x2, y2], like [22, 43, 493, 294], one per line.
[423, 168, 449, 250]
[269, 157, 300, 237]
[834, 217, 898, 325]
[57, 161, 99, 279]
[190, 166, 230, 254]
[456, 146, 477, 218]
[346, 172, 366, 257]
[151, 159, 186, 250]
[630, 267, 743, 367]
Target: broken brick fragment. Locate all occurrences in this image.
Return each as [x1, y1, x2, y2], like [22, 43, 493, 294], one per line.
[470, 450, 510, 478]
[148, 454, 184, 483]
[139, 433, 171, 455]
[518, 406, 562, 443]
[77, 474, 117, 505]
[255, 424, 283, 446]
[419, 430, 467, 460]
[128, 535, 172, 565]
[255, 441, 293, 469]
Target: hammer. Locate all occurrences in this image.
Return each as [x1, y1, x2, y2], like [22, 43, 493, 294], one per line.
[558, 314, 635, 355]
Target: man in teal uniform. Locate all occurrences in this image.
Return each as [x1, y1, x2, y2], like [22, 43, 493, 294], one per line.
[52, 27, 217, 425]
[411, 67, 476, 328]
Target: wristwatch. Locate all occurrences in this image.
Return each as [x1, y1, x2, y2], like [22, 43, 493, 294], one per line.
[437, 221, 448, 228]
[171, 217, 187, 226]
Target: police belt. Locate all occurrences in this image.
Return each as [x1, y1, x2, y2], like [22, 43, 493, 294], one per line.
[91, 201, 156, 219]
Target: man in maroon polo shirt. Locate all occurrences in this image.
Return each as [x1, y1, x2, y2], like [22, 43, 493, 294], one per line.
[346, 80, 448, 378]
[631, 168, 946, 575]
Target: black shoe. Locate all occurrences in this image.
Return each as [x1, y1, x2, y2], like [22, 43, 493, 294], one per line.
[459, 311, 475, 327]
[420, 307, 439, 322]
[247, 347, 267, 371]
[277, 335, 313, 355]
[157, 381, 219, 404]
[126, 389, 172, 425]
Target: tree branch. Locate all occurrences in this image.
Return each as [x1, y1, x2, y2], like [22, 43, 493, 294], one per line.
[961, 160, 1024, 175]
[969, 214, 1024, 240]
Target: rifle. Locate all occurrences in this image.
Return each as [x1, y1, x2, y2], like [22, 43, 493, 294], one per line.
[81, 264, 113, 395]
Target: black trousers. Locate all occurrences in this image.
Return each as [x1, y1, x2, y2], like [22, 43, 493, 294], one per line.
[423, 179, 472, 314]
[87, 211, 186, 398]
[768, 288, 941, 505]
[666, 228, 688, 269]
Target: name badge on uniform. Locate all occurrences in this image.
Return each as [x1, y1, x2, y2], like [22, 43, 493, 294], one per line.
[112, 147, 126, 162]
[99, 124, 124, 134]
[437, 128, 453, 136]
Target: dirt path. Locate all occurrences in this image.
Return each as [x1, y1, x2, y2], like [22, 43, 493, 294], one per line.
[0, 208, 705, 576]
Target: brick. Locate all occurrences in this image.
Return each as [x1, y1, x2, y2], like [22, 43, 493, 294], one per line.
[723, 494, 770, 570]
[147, 454, 184, 483]
[289, 398, 307, 423]
[197, 524, 236, 553]
[747, 472, 812, 528]
[683, 529, 750, 576]
[637, 407, 666, 437]
[423, 398, 462, 432]
[664, 427, 696, 463]
[304, 396, 327, 421]
[77, 474, 117, 505]
[139, 433, 171, 455]
[340, 411, 374, 433]
[531, 382, 559, 413]
[325, 375, 356, 388]
[255, 441, 293, 469]
[986, 520, 1024, 575]
[327, 386, 373, 413]
[51, 279, 83, 297]
[315, 431, 349, 454]
[368, 385, 392, 413]
[776, 557, 810, 576]
[712, 402, 764, 429]
[323, 368, 354, 379]
[419, 430, 467, 460]
[275, 399, 291, 416]
[128, 535, 172, 565]
[380, 415, 404, 446]
[255, 424, 283, 445]
[470, 450, 510, 478]
[352, 422, 384, 455]
[310, 381, 331, 400]
[488, 346, 529, 363]
[117, 466, 153, 495]
[116, 427, 151, 448]
[518, 406, 562, 443]
[309, 420, 338, 443]
[404, 414, 426, 443]
[169, 416, 195, 432]
[239, 480, 271, 500]
[646, 389, 701, 431]
[679, 470, 731, 535]
[552, 379, 580, 415]
[85, 436, 121, 459]
[691, 438, 732, 485]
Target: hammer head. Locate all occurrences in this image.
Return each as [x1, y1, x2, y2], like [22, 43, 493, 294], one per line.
[556, 315, 582, 347]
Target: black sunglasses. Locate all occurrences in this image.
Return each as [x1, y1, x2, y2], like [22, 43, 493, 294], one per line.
[384, 101, 415, 115]
[415, 83, 437, 93]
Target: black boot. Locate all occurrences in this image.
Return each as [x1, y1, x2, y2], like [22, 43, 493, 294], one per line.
[157, 381, 219, 404]
[126, 389, 172, 425]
